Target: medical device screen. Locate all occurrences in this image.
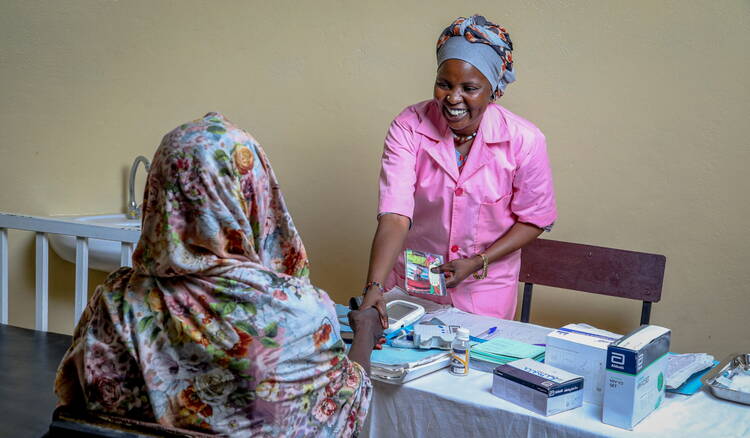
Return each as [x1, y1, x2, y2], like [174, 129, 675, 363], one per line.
[388, 303, 416, 321]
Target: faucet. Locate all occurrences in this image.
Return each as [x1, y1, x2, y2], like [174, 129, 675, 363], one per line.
[126, 155, 151, 219]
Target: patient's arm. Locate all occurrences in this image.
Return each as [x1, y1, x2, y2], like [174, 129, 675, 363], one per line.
[346, 308, 383, 375]
[361, 213, 411, 328]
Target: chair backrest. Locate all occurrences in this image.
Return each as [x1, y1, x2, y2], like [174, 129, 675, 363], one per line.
[519, 238, 666, 325]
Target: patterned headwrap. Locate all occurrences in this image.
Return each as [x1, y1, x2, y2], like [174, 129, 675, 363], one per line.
[436, 15, 515, 92]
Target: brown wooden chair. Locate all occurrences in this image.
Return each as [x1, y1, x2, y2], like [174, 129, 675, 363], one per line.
[519, 238, 666, 325]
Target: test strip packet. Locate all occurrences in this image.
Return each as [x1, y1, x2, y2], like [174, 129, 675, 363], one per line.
[404, 249, 447, 296]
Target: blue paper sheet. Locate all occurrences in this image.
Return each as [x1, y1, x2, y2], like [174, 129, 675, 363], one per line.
[334, 304, 352, 334]
[335, 303, 349, 318]
[370, 345, 446, 365]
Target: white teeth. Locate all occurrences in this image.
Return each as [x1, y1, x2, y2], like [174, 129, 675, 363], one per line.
[447, 108, 467, 116]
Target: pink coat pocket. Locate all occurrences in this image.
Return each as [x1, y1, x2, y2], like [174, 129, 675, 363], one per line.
[475, 193, 515, 252]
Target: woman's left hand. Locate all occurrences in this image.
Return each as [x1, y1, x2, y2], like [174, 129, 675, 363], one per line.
[432, 256, 482, 288]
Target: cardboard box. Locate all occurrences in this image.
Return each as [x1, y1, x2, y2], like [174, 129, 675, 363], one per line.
[545, 324, 621, 405]
[602, 325, 671, 430]
[491, 358, 583, 416]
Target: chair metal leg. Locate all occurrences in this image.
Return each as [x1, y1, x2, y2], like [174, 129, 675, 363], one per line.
[520, 283, 533, 323]
[640, 301, 652, 325]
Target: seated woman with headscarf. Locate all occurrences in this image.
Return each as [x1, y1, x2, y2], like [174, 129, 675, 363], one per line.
[54, 113, 382, 437]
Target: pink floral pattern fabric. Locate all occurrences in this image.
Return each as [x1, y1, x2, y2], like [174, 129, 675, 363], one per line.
[55, 113, 371, 437]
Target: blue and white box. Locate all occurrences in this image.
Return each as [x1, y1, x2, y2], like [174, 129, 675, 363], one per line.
[602, 325, 671, 430]
[545, 324, 621, 406]
[492, 358, 584, 416]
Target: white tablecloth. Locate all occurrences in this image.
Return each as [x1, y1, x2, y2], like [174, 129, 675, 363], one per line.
[363, 291, 749, 438]
[365, 368, 749, 438]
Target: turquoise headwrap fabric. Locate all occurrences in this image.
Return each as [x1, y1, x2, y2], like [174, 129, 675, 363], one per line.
[436, 15, 516, 92]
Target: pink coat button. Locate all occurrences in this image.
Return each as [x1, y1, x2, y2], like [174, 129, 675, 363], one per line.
[450, 245, 459, 253]
[454, 187, 464, 196]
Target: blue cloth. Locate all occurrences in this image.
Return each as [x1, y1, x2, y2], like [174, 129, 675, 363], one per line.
[438, 37, 507, 92]
[436, 15, 516, 92]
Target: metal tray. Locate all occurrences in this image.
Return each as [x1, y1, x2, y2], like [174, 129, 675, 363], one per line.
[701, 352, 750, 405]
[371, 352, 451, 384]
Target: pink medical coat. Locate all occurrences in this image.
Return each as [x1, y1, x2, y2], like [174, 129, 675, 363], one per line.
[378, 100, 557, 319]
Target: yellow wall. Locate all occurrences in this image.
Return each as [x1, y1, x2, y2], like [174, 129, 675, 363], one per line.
[1, 1, 748, 358]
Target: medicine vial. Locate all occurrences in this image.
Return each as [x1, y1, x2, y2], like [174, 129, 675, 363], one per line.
[449, 327, 471, 376]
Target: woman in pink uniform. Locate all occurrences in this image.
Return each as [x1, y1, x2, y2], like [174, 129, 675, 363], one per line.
[360, 15, 557, 326]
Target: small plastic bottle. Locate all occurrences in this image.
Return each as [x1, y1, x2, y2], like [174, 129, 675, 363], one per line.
[449, 327, 471, 376]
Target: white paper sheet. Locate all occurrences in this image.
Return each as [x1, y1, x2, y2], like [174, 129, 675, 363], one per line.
[383, 287, 552, 344]
[666, 353, 715, 389]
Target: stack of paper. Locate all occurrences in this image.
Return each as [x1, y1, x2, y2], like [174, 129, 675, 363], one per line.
[470, 337, 545, 367]
[666, 352, 715, 390]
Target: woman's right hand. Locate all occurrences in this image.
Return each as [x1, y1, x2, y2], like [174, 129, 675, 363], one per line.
[359, 286, 389, 329]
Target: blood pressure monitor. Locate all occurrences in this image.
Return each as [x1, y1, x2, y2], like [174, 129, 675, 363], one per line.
[384, 300, 425, 335]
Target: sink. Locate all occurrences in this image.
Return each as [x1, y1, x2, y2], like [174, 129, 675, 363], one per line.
[47, 214, 141, 272]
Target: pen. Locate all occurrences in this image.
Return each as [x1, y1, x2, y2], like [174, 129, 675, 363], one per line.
[477, 326, 498, 339]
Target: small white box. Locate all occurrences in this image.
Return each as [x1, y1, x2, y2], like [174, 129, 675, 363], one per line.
[602, 325, 671, 430]
[545, 324, 621, 405]
[492, 358, 584, 416]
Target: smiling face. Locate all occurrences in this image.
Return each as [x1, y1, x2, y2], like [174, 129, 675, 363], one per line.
[434, 59, 497, 136]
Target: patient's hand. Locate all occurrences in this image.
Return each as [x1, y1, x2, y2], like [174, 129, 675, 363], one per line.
[348, 307, 383, 350]
[346, 307, 385, 374]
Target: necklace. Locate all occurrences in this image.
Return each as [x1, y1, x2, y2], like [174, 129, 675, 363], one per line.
[452, 131, 477, 144]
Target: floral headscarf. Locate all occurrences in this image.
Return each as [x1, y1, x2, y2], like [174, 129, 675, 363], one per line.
[55, 113, 371, 437]
[134, 113, 308, 278]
